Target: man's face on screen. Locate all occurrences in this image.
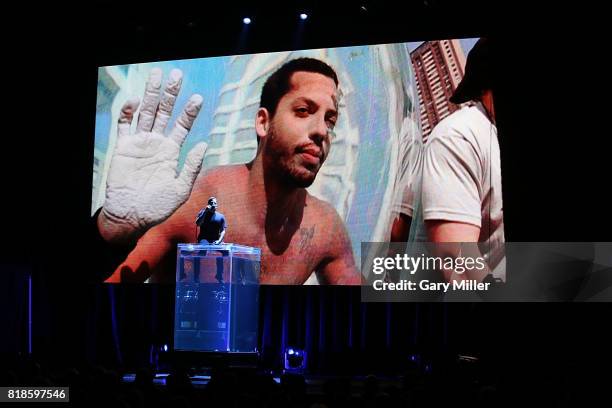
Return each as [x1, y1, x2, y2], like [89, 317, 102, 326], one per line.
[264, 71, 338, 188]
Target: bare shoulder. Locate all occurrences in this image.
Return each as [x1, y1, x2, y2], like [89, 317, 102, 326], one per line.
[305, 193, 345, 227]
[304, 193, 351, 253]
[192, 164, 248, 196]
[305, 193, 360, 284]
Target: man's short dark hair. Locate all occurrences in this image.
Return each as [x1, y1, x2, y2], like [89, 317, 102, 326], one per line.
[260, 57, 339, 118]
[450, 38, 495, 104]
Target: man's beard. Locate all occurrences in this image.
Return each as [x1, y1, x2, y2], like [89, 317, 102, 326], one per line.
[265, 125, 319, 188]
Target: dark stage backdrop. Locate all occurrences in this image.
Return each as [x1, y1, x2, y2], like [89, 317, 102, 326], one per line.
[8, 276, 612, 375]
[4, 1, 612, 379]
[36, 283, 457, 373]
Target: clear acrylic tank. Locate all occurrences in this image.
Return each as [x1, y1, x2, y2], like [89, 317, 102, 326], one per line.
[174, 243, 260, 352]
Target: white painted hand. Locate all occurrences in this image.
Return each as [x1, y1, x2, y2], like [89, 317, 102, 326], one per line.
[99, 68, 207, 244]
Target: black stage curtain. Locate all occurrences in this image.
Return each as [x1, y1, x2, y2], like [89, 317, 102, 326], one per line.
[75, 285, 457, 374]
[7, 270, 612, 375]
[21, 280, 488, 374]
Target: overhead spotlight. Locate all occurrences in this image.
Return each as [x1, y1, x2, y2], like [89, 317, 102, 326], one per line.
[300, 13, 308, 20]
[243, 17, 251, 25]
